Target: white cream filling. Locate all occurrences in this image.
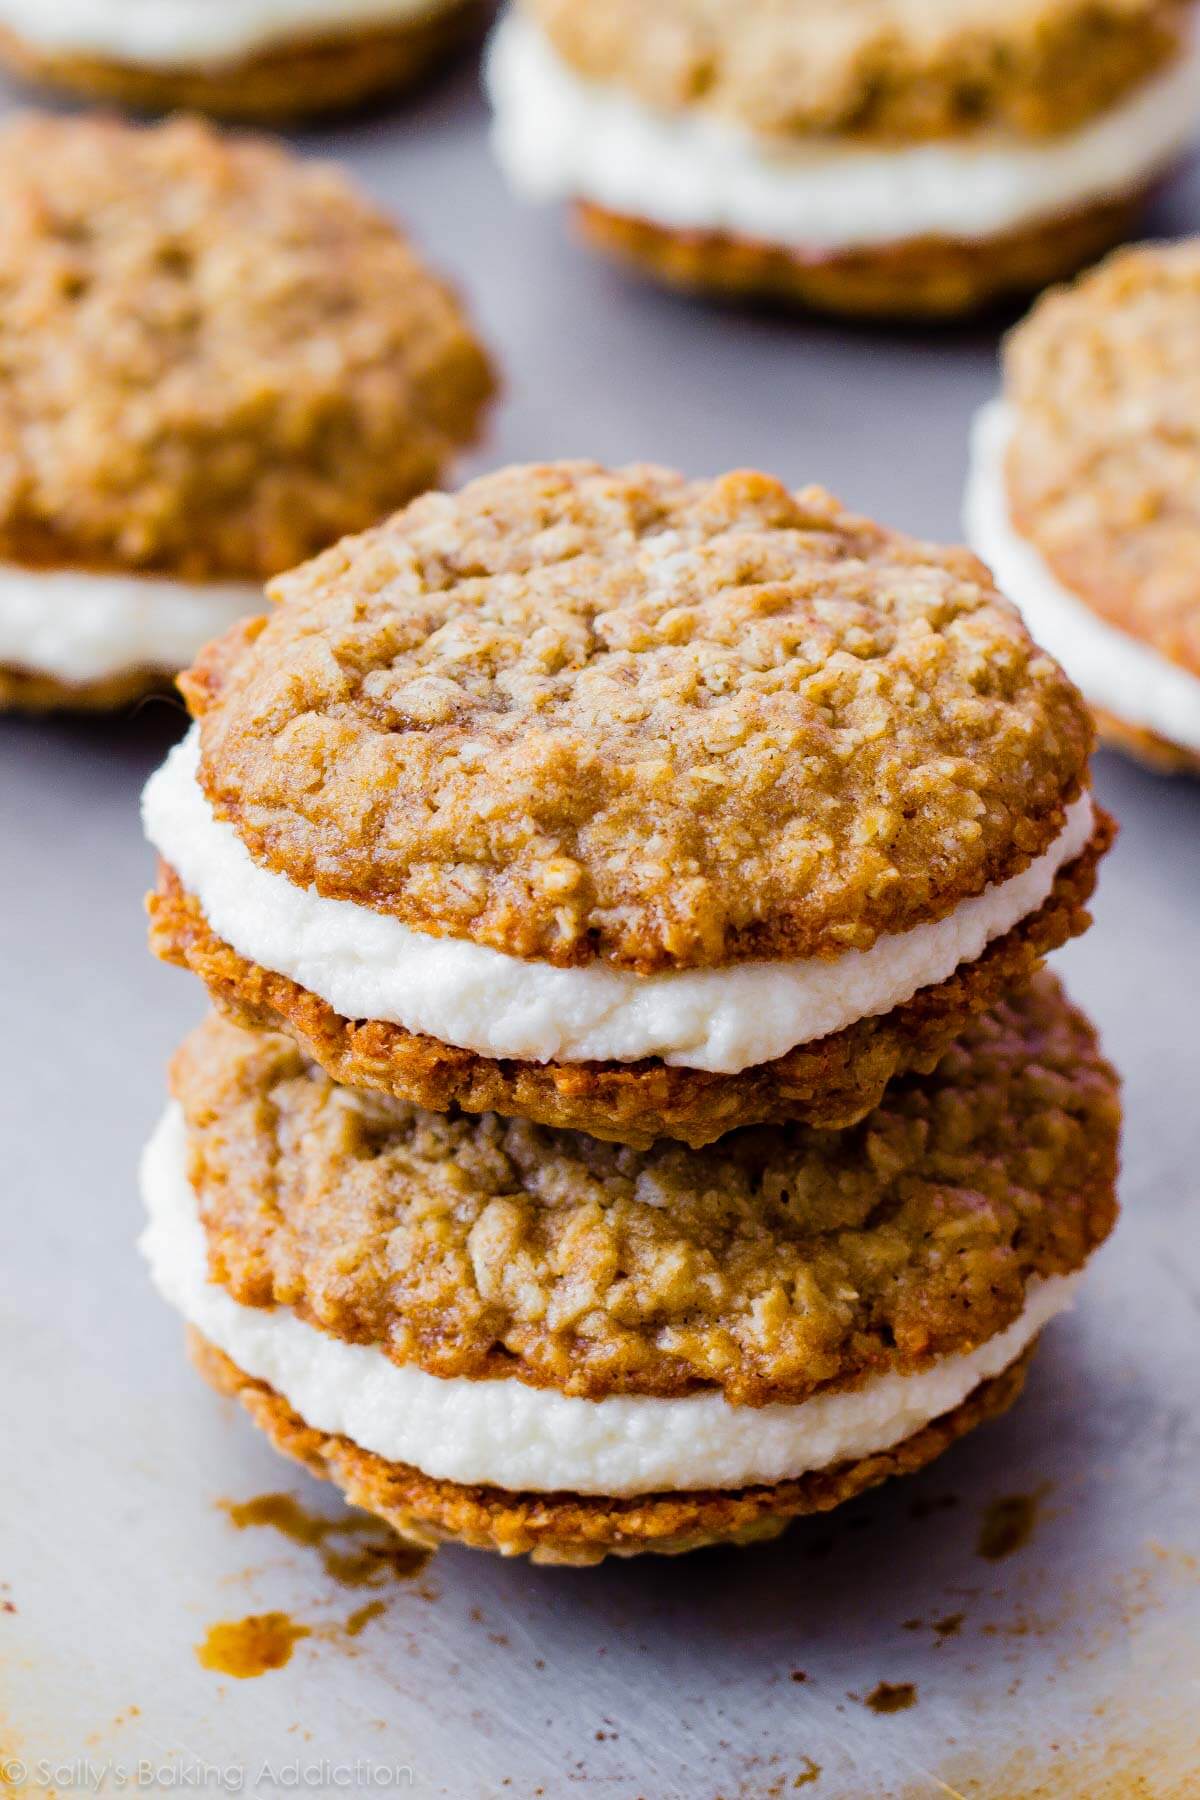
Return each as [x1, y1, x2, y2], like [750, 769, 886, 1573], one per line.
[141, 1103, 1078, 1496]
[487, 13, 1200, 251]
[0, 564, 259, 687]
[964, 401, 1200, 758]
[0, 0, 447, 65]
[142, 728, 1094, 1076]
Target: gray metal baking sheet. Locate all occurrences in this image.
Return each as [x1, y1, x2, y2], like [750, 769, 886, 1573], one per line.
[2, 57, 1199, 1800]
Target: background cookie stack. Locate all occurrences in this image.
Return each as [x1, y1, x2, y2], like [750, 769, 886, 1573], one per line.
[140, 459, 1120, 1564]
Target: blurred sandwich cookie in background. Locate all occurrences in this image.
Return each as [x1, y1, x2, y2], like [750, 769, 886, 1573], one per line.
[965, 240, 1200, 775]
[0, 114, 495, 715]
[0, 0, 487, 121]
[488, 0, 1200, 319]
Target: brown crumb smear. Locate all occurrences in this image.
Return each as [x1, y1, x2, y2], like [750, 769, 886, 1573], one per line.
[575, 194, 1143, 322]
[0, 4, 481, 123]
[0, 661, 169, 714]
[185, 464, 1093, 971]
[529, 0, 1184, 143]
[168, 970, 1118, 1405]
[1005, 239, 1200, 682]
[191, 1331, 1037, 1564]
[150, 813, 1111, 1152]
[0, 113, 495, 583]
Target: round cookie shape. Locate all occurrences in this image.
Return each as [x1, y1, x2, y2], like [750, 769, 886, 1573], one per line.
[185, 462, 1094, 974]
[1004, 238, 1200, 682]
[169, 975, 1119, 1407]
[526, 0, 1185, 143]
[0, 113, 495, 584]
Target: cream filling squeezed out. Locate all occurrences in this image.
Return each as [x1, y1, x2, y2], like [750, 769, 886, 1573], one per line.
[141, 1104, 1079, 1496]
[142, 729, 1094, 1075]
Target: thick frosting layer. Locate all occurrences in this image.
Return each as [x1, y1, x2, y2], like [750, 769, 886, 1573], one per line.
[0, 0, 445, 64]
[142, 1103, 1077, 1496]
[487, 13, 1200, 251]
[0, 565, 259, 685]
[965, 401, 1200, 758]
[142, 729, 1094, 1075]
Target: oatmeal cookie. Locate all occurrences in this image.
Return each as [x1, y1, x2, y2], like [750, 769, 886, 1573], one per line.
[169, 975, 1119, 1406]
[0, 5, 482, 123]
[964, 238, 1200, 772]
[0, 113, 495, 586]
[0, 111, 494, 714]
[181, 463, 1093, 973]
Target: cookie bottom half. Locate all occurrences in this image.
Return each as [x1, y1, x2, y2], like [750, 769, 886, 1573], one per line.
[574, 195, 1142, 321]
[192, 1330, 1036, 1566]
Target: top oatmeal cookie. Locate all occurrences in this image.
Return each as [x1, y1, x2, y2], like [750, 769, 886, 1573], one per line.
[0, 113, 495, 582]
[525, 0, 1185, 142]
[1004, 238, 1200, 680]
[183, 461, 1094, 973]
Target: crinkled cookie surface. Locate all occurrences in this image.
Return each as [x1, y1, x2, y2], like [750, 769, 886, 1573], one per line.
[186, 462, 1093, 971]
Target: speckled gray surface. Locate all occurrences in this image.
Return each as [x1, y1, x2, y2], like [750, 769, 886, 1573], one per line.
[2, 53, 1199, 1800]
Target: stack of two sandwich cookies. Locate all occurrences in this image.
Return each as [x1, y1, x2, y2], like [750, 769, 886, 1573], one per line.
[141, 461, 1119, 1564]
